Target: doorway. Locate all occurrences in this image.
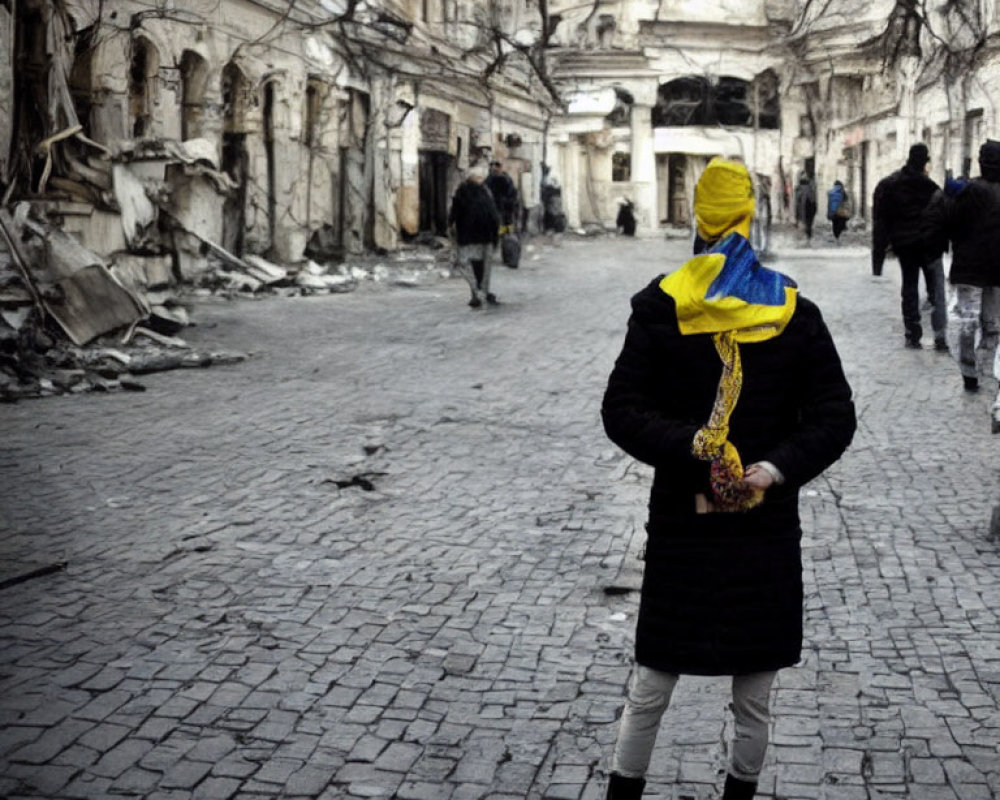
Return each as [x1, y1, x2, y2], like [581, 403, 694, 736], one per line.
[419, 150, 452, 236]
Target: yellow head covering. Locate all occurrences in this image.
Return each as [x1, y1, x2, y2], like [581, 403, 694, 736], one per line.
[693, 158, 755, 243]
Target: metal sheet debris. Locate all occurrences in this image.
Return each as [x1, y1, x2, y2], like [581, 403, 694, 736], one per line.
[43, 264, 148, 346]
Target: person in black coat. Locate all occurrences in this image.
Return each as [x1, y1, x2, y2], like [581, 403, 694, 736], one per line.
[616, 198, 637, 236]
[484, 160, 519, 229]
[793, 173, 817, 242]
[449, 165, 501, 308]
[925, 139, 1000, 427]
[872, 143, 947, 350]
[601, 158, 856, 800]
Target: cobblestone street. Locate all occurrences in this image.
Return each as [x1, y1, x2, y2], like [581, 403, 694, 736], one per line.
[1, 233, 999, 800]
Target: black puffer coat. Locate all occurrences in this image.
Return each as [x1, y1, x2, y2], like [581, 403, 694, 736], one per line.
[449, 180, 500, 246]
[602, 279, 856, 675]
[925, 175, 1000, 288]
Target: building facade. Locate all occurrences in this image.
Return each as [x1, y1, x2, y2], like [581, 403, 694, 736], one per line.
[544, 0, 796, 234]
[779, 0, 1000, 225]
[0, 0, 554, 272]
[5, 0, 1000, 263]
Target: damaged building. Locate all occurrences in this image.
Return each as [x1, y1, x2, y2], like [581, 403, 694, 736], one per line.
[541, 0, 1000, 235]
[543, 0, 796, 234]
[1, 0, 554, 266]
[784, 0, 1000, 224]
[0, 0, 555, 397]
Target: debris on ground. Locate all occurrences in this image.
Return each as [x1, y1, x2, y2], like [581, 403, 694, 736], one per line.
[0, 194, 463, 402]
[0, 204, 246, 402]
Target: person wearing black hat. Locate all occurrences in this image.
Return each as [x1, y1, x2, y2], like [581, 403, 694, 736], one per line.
[925, 140, 1000, 431]
[872, 143, 948, 350]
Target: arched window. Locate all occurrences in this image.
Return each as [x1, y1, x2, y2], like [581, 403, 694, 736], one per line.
[221, 62, 250, 134]
[129, 37, 159, 137]
[304, 76, 327, 148]
[180, 51, 209, 140]
[653, 77, 711, 126]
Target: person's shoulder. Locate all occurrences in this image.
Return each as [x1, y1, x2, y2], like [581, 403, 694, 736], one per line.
[873, 173, 895, 197]
[788, 294, 831, 336]
[794, 294, 821, 316]
[629, 275, 677, 322]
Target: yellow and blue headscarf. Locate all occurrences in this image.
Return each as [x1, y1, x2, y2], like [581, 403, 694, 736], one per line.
[660, 232, 797, 342]
[661, 159, 798, 512]
[693, 157, 756, 243]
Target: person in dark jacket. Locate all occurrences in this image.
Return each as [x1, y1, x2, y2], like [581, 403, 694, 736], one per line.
[484, 160, 519, 229]
[601, 158, 856, 800]
[449, 164, 501, 308]
[925, 140, 1000, 429]
[826, 180, 850, 242]
[872, 143, 948, 350]
[794, 172, 817, 242]
[616, 198, 637, 236]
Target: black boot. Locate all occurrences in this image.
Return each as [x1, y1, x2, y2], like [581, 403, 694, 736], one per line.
[721, 773, 757, 800]
[605, 772, 645, 799]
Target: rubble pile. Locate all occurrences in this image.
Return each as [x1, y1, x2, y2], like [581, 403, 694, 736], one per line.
[185, 246, 454, 300]
[0, 204, 245, 402]
[188, 254, 358, 298]
[0, 196, 460, 402]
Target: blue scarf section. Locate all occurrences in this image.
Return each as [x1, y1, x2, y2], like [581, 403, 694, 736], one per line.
[705, 234, 797, 305]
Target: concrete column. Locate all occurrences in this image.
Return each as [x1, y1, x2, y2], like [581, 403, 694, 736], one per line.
[564, 138, 581, 231]
[630, 103, 657, 232]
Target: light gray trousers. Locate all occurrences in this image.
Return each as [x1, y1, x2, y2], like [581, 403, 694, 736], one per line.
[610, 664, 777, 782]
[948, 284, 1000, 401]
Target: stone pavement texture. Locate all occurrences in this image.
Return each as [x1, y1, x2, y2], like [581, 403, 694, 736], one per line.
[1, 234, 999, 800]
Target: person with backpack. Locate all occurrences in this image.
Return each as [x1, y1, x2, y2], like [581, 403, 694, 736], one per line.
[826, 180, 851, 242]
[871, 144, 947, 350]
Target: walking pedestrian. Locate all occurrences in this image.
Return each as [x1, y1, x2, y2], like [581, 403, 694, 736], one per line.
[871, 143, 948, 350]
[486, 160, 522, 268]
[449, 163, 501, 308]
[925, 139, 1000, 431]
[794, 172, 817, 243]
[826, 180, 850, 242]
[485, 160, 519, 230]
[601, 157, 856, 800]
